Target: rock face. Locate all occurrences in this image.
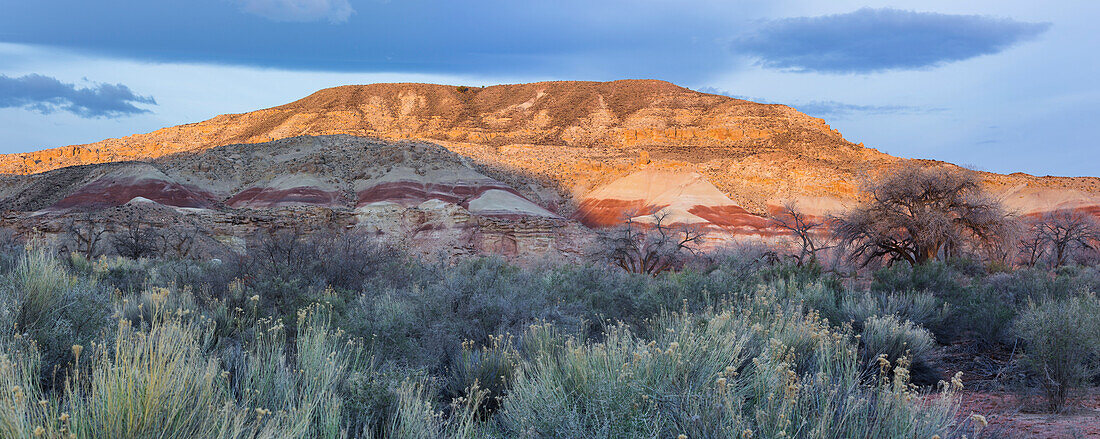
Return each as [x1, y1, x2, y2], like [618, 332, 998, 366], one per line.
[43, 164, 217, 210]
[227, 175, 343, 209]
[0, 135, 584, 258]
[0, 80, 1097, 256]
[0, 80, 847, 175]
[354, 167, 558, 219]
[574, 170, 772, 234]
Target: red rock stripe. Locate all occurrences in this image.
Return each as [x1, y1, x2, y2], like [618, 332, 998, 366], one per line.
[571, 199, 667, 228]
[50, 177, 215, 210]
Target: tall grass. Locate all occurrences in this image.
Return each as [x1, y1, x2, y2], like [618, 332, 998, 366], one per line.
[0, 300, 355, 438]
[0, 246, 976, 438]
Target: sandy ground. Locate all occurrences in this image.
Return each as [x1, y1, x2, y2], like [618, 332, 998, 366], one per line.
[958, 390, 1100, 438]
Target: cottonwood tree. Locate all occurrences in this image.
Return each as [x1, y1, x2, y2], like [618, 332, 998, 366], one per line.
[769, 202, 832, 267]
[1037, 210, 1099, 267]
[599, 211, 705, 276]
[833, 165, 1012, 266]
[1017, 221, 1048, 267]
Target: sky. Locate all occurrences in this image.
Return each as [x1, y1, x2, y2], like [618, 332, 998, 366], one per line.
[0, 0, 1096, 177]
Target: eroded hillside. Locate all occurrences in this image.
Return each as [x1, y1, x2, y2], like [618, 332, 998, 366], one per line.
[1, 80, 1097, 249]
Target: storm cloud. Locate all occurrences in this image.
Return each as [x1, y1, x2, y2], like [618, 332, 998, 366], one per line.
[0, 74, 155, 118]
[732, 8, 1050, 73]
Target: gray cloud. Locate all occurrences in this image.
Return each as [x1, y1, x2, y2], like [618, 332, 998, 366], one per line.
[236, 0, 355, 23]
[732, 8, 1050, 73]
[0, 74, 155, 118]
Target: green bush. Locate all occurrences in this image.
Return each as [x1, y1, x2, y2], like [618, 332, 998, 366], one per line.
[839, 291, 952, 338]
[341, 362, 409, 438]
[859, 315, 939, 385]
[0, 248, 111, 385]
[1015, 294, 1100, 412]
[871, 260, 971, 299]
[495, 292, 959, 438]
[949, 286, 1017, 345]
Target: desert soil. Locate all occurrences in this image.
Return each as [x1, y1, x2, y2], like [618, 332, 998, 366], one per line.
[958, 390, 1100, 438]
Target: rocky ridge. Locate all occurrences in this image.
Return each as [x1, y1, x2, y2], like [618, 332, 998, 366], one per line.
[0, 80, 1097, 256]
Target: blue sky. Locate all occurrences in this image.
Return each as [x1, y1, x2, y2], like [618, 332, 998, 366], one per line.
[0, 0, 1096, 177]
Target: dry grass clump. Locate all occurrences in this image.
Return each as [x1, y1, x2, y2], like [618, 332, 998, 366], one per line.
[0, 300, 354, 438]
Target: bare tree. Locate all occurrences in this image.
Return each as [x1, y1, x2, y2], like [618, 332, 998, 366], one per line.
[1018, 221, 1049, 267]
[769, 202, 833, 267]
[833, 165, 1012, 266]
[1037, 210, 1099, 267]
[248, 228, 315, 280]
[599, 211, 705, 276]
[63, 213, 108, 258]
[157, 227, 198, 259]
[111, 219, 161, 259]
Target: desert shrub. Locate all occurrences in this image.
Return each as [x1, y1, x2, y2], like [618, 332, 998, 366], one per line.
[388, 378, 491, 439]
[344, 258, 766, 371]
[0, 229, 22, 273]
[947, 286, 1017, 345]
[345, 257, 560, 369]
[149, 257, 238, 297]
[237, 229, 412, 319]
[1015, 294, 1100, 412]
[859, 314, 940, 385]
[871, 261, 1033, 344]
[983, 266, 1100, 307]
[341, 361, 413, 437]
[535, 263, 649, 333]
[871, 260, 969, 298]
[94, 257, 152, 293]
[0, 302, 355, 438]
[983, 269, 1059, 307]
[839, 291, 952, 338]
[444, 335, 520, 418]
[0, 243, 980, 438]
[1053, 265, 1100, 296]
[0, 247, 111, 385]
[496, 291, 959, 439]
[758, 259, 842, 289]
[116, 285, 201, 327]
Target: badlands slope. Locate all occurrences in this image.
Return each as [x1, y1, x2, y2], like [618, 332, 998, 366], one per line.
[0, 80, 1097, 253]
[0, 135, 576, 257]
